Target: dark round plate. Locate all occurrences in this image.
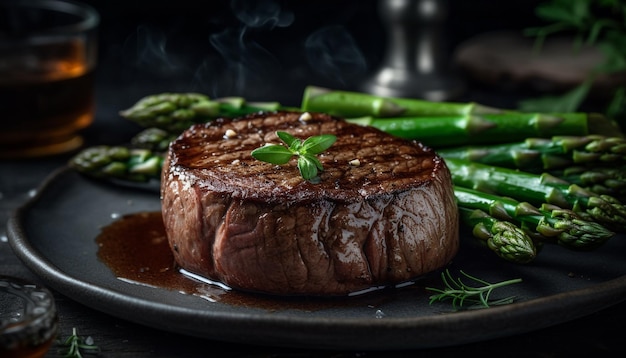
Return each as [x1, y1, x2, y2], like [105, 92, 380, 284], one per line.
[7, 166, 626, 350]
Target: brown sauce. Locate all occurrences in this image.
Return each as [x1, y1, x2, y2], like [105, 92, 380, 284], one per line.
[96, 211, 426, 311]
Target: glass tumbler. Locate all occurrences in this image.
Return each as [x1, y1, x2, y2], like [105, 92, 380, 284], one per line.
[0, 0, 99, 158]
[1, 276, 59, 358]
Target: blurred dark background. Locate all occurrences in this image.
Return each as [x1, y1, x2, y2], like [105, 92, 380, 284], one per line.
[83, 0, 546, 101]
[80, 0, 549, 142]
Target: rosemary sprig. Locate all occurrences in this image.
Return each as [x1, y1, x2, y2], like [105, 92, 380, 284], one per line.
[426, 269, 523, 310]
[58, 327, 100, 358]
[251, 131, 337, 183]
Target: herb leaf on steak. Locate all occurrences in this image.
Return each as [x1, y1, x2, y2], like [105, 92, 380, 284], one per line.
[251, 131, 337, 182]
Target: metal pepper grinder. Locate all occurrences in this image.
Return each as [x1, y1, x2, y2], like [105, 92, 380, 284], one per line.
[360, 0, 464, 101]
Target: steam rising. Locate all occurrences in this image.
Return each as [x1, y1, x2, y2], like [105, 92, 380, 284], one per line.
[120, 0, 368, 101]
[305, 25, 367, 85]
[128, 25, 186, 76]
[231, 0, 294, 29]
[199, 0, 295, 96]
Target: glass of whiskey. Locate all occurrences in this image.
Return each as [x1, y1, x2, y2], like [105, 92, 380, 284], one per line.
[1, 276, 59, 358]
[0, 0, 99, 158]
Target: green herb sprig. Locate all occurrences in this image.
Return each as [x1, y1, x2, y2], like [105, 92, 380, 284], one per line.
[58, 327, 100, 358]
[251, 131, 337, 183]
[521, 0, 626, 129]
[426, 269, 523, 310]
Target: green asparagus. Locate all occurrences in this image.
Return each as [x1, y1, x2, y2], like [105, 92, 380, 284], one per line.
[346, 114, 590, 147]
[69, 145, 164, 183]
[119, 93, 283, 133]
[130, 128, 178, 152]
[455, 186, 615, 250]
[300, 86, 624, 138]
[445, 158, 626, 231]
[437, 135, 626, 170]
[458, 207, 537, 263]
[301, 85, 506, 117]
[552, 166, 626, 202]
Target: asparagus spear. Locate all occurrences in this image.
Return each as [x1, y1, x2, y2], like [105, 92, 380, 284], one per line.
[437, 135, 626, 170]
[119, 93, 282, 133]
[69, 145, 164, 183]
[445, 158, 626, 231]
[301, 86, 505, 118]
[301, 85, 506, 117]
[437, 135, 626, 201]
[554, 165, 626, 202]
[303, 86, 622, 138]
[458, 207, 537, 264]
[346, 114, 589, 147]
[130, 127, 178, 152]
[455, 186, 615, 250]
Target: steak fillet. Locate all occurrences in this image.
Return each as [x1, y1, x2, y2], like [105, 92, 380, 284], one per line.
[161, 111, 459, 296]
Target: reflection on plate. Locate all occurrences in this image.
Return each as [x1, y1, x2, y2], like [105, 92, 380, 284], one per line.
[7, 166, 626, 350]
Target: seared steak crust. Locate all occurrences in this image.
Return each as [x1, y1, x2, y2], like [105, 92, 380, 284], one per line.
[161, 111, 459, 296]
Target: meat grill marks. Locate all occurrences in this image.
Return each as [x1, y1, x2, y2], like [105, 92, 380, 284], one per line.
[161, 111, 459, 296]
[165, 111, 441, 202]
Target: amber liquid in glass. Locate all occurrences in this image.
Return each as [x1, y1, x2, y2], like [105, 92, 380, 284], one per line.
[0, 40, 95, 158]
[1, 338, 56, 358]
[1, 276, 59, 358]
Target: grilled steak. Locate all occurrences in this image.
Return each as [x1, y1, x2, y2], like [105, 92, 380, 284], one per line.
[161, 111, 459, 296]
